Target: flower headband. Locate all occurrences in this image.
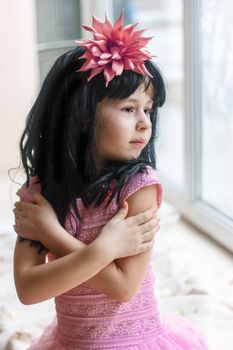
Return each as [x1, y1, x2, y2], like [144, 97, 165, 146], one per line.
[75, 11, 153, 87]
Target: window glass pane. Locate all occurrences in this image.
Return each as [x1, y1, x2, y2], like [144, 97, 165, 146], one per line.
[113, 0, 136, 25]
[201, 0, 233, 219]
[113, 0, 184, 189]
[38, 47, 74, 83]
[36, 0, 81, 43]
[36, 0, 81, 82]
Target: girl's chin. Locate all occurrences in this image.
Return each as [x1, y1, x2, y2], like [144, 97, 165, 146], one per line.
[106, 151, 142, 163]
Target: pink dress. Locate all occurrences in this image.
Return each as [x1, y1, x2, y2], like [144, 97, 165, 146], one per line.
[17, 167, 208, 350]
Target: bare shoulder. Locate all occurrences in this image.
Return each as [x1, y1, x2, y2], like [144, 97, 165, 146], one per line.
[126, 184, 158, 217]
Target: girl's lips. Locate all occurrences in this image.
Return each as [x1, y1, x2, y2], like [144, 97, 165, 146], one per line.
[130, 140, 146, 147]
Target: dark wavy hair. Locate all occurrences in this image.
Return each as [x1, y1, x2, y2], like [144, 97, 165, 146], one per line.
[18, 46, 165, 248]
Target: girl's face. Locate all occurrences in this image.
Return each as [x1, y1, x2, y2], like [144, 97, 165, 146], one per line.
[94, 82, 153, 170]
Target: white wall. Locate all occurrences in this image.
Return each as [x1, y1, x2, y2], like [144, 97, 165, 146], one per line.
[0, 0, 39, 176]
[0, 0, 39, 223]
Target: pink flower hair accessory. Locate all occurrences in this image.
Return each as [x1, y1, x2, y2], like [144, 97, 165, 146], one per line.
[75, 11, 153, 86]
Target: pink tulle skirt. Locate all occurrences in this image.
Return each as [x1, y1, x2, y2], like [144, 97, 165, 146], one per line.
[27, 315, 208, 350]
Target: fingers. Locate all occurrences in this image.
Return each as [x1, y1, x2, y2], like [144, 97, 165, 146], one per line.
[141, 223, 160, 243]
[14, 201, 35, 211]
[13, 208, 21, 224]
[14, 202, 22, 211]
[14, 201, 25, 210]
[139, 217, 160, 243]
[137, 223, 161, 254]
[13, 214, 20, 234]
[128, 206, 158, 225]
[139, 217, 160, 234]
[138, 218, 161, 252]
[110, 201, 128, 223]
[138, 240, 154, 254]
[13, 202, 32, 222]
[14, 193, 45, 207]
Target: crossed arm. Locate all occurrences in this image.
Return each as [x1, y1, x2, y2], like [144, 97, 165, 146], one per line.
[14, 185, 159, 304]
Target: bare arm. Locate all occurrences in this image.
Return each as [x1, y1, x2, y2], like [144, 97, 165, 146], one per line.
[14, 236, 112, 305]
[14, 198, 158, 304]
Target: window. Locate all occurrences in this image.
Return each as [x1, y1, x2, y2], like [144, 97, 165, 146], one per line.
[182, 0, 233, 250]
[36, 0, 81, 82]
[201, 0, 233, 220]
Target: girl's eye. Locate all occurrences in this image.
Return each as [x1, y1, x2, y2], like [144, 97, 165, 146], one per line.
[122, 107, 134, 113]
[144, 108, 152, 116]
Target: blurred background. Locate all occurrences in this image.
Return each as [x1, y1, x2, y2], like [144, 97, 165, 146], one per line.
[0, 1, 233, 350]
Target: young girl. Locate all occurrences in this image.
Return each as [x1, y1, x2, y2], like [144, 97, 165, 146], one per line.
[13, 12, 208, 350]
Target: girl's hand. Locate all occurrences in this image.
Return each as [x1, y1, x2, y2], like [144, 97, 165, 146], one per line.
[13, 193, 60, 242]
[98, 201, 160, 259]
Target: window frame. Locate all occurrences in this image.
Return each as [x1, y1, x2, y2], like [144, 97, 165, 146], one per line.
[160, 0, 233, 252]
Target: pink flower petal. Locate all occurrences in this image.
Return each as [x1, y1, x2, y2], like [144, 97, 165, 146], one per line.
[100, 52, 112, 59]
[119, 46, 127, 55]
[112, 60, 124, 75]
[98, 59, 111, 65]
[113, 11, 124, 30]
[103, 66, 115, 87]
[112, 31, 123, 42]
[124, 22, 138, 34]
[93, 33, 107, 41]
[87, 66, 104, 81]
[91, 46, 102, 57]
[79, 52, 93, 60]
[78, 58, 98, 72]
[125, 49, 151, 60]
[131, 29, 146, 41]
[115, 39, 124, 46]
[136, 36, 153, 46]
[75, 39, 90, 45]
[94, 40, 108, 52]
[140, 63, 153, 77]
[92, 15, 104, 32]
[110, 47, 121, 59]
[102, 14, 113, 37]
[112, 52, 121, 59]
[132, 64, 144, 75]
[82, 24, 96, 33]
[104, 13, 113, 30]
[123, 57, 135, 70]
[134, 63, 152, 78]
[102, 26, 112, 38]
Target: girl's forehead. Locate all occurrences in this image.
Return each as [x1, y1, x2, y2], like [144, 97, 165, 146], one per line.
[100, 82, 154, 108]
[128, 82, 154, 100]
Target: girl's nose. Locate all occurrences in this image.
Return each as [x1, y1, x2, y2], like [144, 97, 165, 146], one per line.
[136, 112, 152, 130]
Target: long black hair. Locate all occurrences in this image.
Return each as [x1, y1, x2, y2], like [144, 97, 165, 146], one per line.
[19, 46, 165, 243]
